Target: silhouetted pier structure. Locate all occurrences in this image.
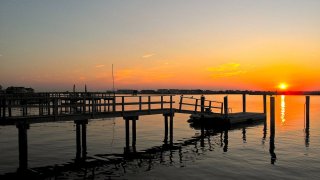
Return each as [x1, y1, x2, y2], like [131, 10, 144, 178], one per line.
[0, 92, 175, 124]
[2, 92, 301, 176]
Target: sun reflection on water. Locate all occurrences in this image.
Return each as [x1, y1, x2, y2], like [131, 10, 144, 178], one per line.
[281, 95, 286, 124]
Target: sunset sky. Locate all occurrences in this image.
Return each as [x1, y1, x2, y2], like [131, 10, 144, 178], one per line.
[1, 0, 320, 91]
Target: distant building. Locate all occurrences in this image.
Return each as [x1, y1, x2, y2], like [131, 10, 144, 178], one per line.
[116, 89, 137, 94]
[5, 86, 34, 94]
[140, 90, 156, 94]
[157, 89, 170, 94]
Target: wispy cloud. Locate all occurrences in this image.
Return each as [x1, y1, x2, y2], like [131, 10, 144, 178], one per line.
[0, 54, 3, 57]
[95, 64, 105, 68]
[207, 62, 247, 78]
[142, 53, 155, 58]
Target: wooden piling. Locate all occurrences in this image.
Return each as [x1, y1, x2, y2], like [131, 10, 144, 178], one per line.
[139, 96, 142, 111]
[306, 96, 310, 127]
[242, 94, 246, 113]
[125, 119, 130, 148]
[148, 96, 151, 111]
[53, 98, 58, 117]
[16, 121, 29, 171]
[113, 97, 116, 112]
[195, 99, 198, 112]
[224, 96, 228, 119]
[0, 99, 2, 118]
[81, 121, 87, 158]
[132, 119, 136, 147]
[161, 96, 163, 109]
[47, 99, 51, 115]
[169, 115, 173, 145]
[8, 100, 12, 117]
[201, 95, 205, 114]
[179, 95, 183, 111]
[92, 97, 95, 116]
[270, 97, 275, 136]
[263, 94, 267, 114]
[170, 95, 173, 113]
[122, 96, 125, 112]
[76, 122, 81, 159]
[2, 99, 6, 119]
[164, 115, 168, 143]
[83, 96, 86, 113]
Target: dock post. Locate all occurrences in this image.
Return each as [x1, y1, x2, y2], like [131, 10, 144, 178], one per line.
[1, 99, 4, 118]
[170, 95, 173, 113]
[8, 100, 12, 117]
[16, 121, 30, 171]
[269, 96, 277, 164]
[224, 96, 228, 119]
[200, 95, 205, 147]
[0, 98, 2, 118]
[92, 97, 95, 117]
[53, 98, 58, 117]
[122, 96, 125, 112]
[139, 96, 142, 111]
[123, 116, 139, 152]
[164, 115, 168, 144]
[161, 96, 163, 109]
[47, 99, 51, 115]
[263, 94, 267, 114]
[306, 96, 310, 127]
[81, 120, 88, 158]
[25, 101, 28, 116]
[107, 99, 110, 112]
[270, 97, 275, 136]
[132, 118, 136, 148]
[195, 99, 198, 112]
[169, 114, 174, 145]
[112, 97, 116, 112]
[103, 99, 106, 112]
[125, 118, 130, 149]
[148, 96, 151, 111]
[3, 98, 6, 118]
[179, 95, 183, 111]
[163, 112, 174, 145]
[83, 96, 86, 113]
[74, 119, 88, 160]
[39, 99, 43, 116]
[201, 95, 205, 113]
[75, 122, 81, 159]
[242, 94, 246, 113]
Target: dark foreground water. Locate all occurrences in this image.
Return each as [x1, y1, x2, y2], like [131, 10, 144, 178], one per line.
[1, 95, 320, 179]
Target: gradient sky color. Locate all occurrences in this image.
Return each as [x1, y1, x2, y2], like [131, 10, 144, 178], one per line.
[1, 0, 320, 91]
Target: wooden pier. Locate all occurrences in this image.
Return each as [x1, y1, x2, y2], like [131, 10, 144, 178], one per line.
[0, 92, 175, 125]
[0, 91, 277, 175]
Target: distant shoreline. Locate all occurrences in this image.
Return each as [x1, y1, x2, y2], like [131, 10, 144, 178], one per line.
[1, 86, 319, 96]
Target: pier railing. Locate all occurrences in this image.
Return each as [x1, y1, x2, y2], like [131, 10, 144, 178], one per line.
[178, 95, 224, 114]
[0, 92, 174, 123]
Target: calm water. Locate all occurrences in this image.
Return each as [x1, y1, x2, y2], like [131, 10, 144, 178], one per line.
[1, 95, 320, 179]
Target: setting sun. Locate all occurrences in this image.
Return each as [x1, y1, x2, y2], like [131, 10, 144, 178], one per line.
[278, 83, 288, 90]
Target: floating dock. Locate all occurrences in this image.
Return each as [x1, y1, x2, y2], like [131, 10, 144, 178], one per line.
[188, 112, 266, 127]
